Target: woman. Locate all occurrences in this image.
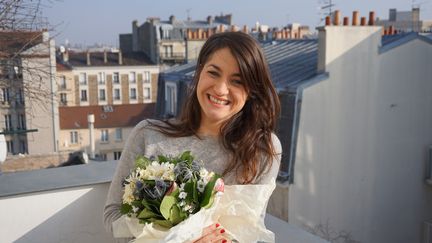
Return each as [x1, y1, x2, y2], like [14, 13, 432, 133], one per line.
[104, 31, 282, 243]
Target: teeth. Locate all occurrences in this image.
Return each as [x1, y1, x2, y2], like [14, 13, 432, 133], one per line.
[209, 95, 228, 105]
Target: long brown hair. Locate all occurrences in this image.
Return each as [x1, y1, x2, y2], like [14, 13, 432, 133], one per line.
[152, 31, 280, 184]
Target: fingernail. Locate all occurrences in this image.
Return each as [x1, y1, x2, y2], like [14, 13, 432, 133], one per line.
[220, 229, 225, 234]
[216, 223, 220, 228]
[222, 240, 227, 243]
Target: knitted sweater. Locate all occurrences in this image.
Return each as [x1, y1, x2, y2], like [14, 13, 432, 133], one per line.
[103, 119, 282, 241]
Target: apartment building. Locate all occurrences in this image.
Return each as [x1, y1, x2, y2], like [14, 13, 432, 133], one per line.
[56, 49, 159, 159]
[376, 7, 432, 33]
[119, 14, 232, 65]
[0, 30, 59, 156]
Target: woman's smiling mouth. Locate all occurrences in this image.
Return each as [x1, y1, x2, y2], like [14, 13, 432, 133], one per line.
[208, 94, 230, 105]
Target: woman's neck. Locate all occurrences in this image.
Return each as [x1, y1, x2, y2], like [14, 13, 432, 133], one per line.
[197, 119, 221, 137]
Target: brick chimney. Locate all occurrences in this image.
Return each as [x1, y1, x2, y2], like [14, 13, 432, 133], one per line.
[333, 10, 341, 25]
[242, 25, 249, 34]
[368, 11, 375, 26]
[86, 51, 91, 66]
[352, 11, 359, 26]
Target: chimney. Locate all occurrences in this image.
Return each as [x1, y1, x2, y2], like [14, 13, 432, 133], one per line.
[389, 25, 394, 35]
[360, 17, 367, 26]
[368, 11, 375, 26]
[86, 51, 91, 66]
[103, 50, 108, 63]
[325, 16, 331, 26]
[333, 10, 341, 25]
[62, 50, 69, 62]
[343, 17, 349, 26]
[218, 24, 225, 33]
[352, 11, 359, 26]
[242, 25, 249, 34]
[198, 28, 203, 39]
[88, 114, 95, 159]
[118, 50, 123, 65]
[389, 8, 397, 21]
[207, 16, 213, 25]
[169, 15, 176, 24]
[230, 25, 236, 32]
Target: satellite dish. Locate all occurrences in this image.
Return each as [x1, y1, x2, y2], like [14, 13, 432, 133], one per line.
[0, 134, 7, 164]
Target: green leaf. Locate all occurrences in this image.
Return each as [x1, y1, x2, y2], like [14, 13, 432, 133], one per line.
[169, 204, 183, 225]
[200, 174, 220, 208]
[160, 195, 177, 220]
[153, 219, 173, 228]
[135, 155, 151, 169]
[120, 203, 132, 214]
[142, 199, 161, 214]
[180, 151, 193, 164]
[138, 208, 159, 219]
[158, 155, 168, 163]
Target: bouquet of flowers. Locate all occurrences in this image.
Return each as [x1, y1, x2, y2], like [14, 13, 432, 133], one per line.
[120, 151, 224, 229]
[114, 151, 276, 243]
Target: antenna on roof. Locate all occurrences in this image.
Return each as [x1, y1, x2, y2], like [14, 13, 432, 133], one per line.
[186, 8, 192, 21]
[317, 0, 336, 25]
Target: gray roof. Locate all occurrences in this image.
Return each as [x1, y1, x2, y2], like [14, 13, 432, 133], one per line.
[159, 20, 229, 29]
[162, 39, 319, 91]
[380, 32, 432, 53]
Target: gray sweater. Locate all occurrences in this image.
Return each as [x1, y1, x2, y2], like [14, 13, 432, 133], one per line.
[103, 119, 282, 241]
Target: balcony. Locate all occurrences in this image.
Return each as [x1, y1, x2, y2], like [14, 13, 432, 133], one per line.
[0, 161, 327, 243]
[159, 52, 185, 62]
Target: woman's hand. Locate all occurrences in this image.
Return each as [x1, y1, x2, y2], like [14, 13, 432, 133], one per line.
[191, 223, 232, 243]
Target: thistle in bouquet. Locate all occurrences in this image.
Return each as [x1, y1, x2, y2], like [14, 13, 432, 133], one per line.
[120, 151, 224, 229]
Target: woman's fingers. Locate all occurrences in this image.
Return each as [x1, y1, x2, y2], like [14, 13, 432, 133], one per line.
[193, 223, 230, 243]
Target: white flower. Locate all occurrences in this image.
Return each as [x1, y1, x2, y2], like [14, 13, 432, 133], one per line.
[179, 183, 185, 191]
[137, 161, 175, 181]
[178, 200, 185, 207]
[122, 183, 135, 204]
[179, 191, 187, 199]
[197, 179, 206, 193]
[132, 206, 139, 213]
[184, 204, 191, 212]
[199, 168, 208, 179]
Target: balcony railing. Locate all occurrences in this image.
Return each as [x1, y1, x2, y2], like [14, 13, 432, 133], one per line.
[160, 52, 185, 60]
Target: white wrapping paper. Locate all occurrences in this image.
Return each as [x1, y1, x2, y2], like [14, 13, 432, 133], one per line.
[113, 182, 276, 243]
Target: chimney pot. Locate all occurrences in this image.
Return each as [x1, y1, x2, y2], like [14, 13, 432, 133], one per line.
[343, 17, 349, 26]
[86, 51, 91, 66]
[243, 25, 249, 34]
[360, 17, 367, 26]
[368, 11, 375, 26]
[333, 10, 341, 25]
[62, 50, 69, 62]
[325, 16, 331, 26]
[118, 50, 123, 65]
[352, 11, 359, 26]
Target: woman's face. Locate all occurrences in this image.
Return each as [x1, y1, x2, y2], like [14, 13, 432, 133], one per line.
[196, 47, 248, 131]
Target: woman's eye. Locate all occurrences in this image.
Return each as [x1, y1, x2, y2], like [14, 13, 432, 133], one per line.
[207, 71, 219, 77]
[231, 79, 243, 86]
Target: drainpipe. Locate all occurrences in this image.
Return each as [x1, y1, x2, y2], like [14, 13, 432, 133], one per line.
[88, 114, 95, 158]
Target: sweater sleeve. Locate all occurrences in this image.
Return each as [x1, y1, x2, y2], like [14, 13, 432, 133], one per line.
[256, 133, 282, 185]
[103, 120, 148, 236]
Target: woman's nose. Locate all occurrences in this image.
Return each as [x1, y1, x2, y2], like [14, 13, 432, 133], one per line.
[213, 79, 229, 96]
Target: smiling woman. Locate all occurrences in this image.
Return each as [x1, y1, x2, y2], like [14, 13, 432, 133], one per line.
[104, 31, 282, 243]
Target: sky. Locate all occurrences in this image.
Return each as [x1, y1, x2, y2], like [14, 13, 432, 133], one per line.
[43, 0, 432, 47]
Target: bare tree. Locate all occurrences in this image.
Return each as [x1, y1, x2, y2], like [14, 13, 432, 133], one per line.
[304, 219, 361, 243]
[0, 0, 56, 115]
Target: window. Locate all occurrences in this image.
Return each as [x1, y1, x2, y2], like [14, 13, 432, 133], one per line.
[143, 71, 151, 83]
[144, 87, 151, 99]
[115, 128, 122, 141]
[101, 129, 109, 142]
[60, 93, 67, 105]
[2, 88, 10, 104]
[80, 90, 87, 101]
[20, 140, 27, 154]
[99, 89, 106, 101]
[17, 88, 24, 104]
[97, 72, 106, 84]
[130, 88, 137, 100]
[70, 131, 78, 144]
[79, 73, 87, 85]
[114, 89, 120, 100]
[17, 114, 25, 130]
[6, 140, 14, 154]
[166, 83, 177, 115]
[163, 45, 173, 57]
[129, 72, 136, 83]
[4, 114, 12, 131]
[114, 151, 122, 160]
[113, 72, 119, 84]
[59, 75, 67, 89]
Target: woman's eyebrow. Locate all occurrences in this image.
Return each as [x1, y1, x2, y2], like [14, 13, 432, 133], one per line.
[207, 64, 241, 77]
